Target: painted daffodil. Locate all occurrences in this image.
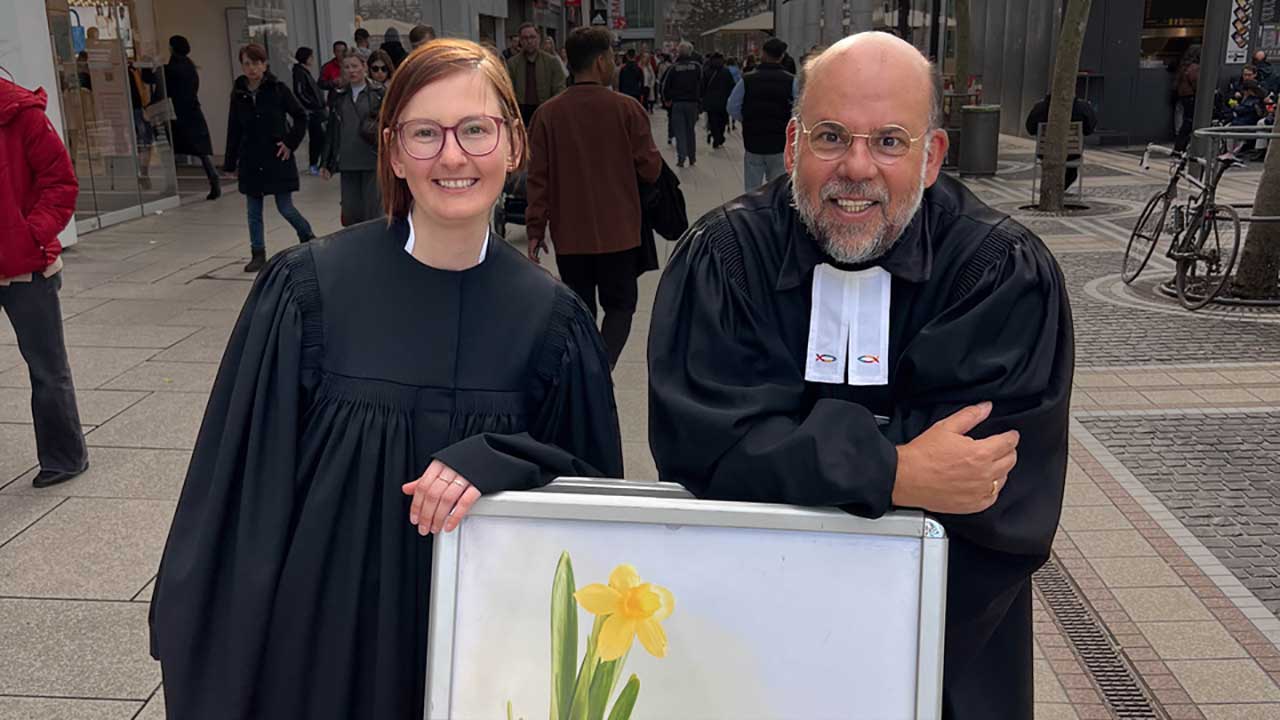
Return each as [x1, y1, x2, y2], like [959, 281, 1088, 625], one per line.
[573, 564, 675, 661]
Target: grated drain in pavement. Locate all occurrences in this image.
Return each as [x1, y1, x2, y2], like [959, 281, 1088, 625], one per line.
[1034, 557, 1164, 719]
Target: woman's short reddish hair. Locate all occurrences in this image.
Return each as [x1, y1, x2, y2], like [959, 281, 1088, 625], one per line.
[378, 38, 529, 219]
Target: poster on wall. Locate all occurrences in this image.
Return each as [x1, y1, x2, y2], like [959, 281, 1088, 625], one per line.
[1226, 0, 1254, 64]
[1262, 0, 1279, 24]
[86, 38, 133, 157]
[425, 481, 948, 720]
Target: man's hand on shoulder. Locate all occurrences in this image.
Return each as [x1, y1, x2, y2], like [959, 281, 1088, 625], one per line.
[892, 402, 1020, 515]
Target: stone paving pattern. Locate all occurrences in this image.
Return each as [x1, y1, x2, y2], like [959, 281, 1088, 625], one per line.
[1081, 412, 1280, 616]
[3, 116, 1280, 718]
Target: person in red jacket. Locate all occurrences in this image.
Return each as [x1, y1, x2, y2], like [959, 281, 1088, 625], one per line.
[0, 76, 89, 488]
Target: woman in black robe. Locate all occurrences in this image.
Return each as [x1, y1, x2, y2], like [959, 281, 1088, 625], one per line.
[164, 35, 220, 199]
[149, 38, 623, 720]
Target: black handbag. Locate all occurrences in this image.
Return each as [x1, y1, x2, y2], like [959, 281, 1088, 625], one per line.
[639, 161, 689, 242]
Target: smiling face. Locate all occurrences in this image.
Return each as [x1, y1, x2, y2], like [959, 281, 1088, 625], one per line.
[784, 34, 947, 265]
[387, 70, 519, 229]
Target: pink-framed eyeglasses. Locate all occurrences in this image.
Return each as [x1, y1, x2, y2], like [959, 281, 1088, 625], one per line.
[393, 115, 508, 160]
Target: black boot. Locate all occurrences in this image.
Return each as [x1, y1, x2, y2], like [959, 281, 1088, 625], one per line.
[244, 248, 266, 273]
[207, 183, 221, 201]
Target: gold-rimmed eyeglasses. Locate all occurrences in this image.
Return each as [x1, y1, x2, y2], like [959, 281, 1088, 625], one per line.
[798, 119, 930, 165]
[393, 116, 507, 160]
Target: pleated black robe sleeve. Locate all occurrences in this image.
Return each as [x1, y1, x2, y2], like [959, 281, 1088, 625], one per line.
[647, 221, 897, 516]
[149, 247, 322, 716]
[433, 286, 625, 490]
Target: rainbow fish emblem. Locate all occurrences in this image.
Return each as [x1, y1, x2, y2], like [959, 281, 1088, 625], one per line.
[857, 355, 881, 364]
[815, 354, 837, 363]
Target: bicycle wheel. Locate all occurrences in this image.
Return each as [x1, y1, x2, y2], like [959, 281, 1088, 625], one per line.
[1175, 204, 1241, 310]
[1122, 190, 1172, 283]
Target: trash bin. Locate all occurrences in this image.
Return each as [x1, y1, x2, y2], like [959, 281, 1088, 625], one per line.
[959, 104, 1001, 176]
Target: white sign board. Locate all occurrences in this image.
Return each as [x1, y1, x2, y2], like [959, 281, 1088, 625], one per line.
[426, 479, 947, 720]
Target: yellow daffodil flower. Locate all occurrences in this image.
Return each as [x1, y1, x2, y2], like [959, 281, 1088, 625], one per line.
[574, 564, 675, 661]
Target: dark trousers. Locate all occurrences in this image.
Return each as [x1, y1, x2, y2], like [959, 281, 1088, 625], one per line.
[519, 103, 540, 128]
[1174, 95, 1195, 153]
[0, 272, 87, 473]
[339, 170, 382, 226]
[556, 249, 639, 368]
[198, 154, 220, 193]
[671, 101, 699, 163]
[306, 112, 326, 169]
[706, 110, 728, 147]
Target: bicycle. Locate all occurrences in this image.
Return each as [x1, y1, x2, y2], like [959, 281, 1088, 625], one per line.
[1122, 143, 1243, 310]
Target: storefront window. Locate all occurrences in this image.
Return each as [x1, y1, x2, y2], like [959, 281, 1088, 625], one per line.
[46, 0, 179, 233]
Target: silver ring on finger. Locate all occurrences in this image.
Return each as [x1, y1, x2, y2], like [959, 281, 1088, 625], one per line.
[452, 478, 468, 487]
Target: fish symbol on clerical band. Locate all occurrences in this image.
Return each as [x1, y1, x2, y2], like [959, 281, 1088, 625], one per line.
[857, 355, 881, 364]
[815, 354, 838, 363]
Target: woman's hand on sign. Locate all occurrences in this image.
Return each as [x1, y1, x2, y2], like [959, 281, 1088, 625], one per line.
[402, 459, 482, 535]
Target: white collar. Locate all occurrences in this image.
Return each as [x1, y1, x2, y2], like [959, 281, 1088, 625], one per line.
[804, 265, 891, 386]
[404, 211, 490, 265]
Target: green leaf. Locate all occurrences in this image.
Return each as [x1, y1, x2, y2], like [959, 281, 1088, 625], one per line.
[586, 643, 632, 720]
[550, 552, 578, 720]
[605, 676, 640, 720]
[568, 616, 604, 720]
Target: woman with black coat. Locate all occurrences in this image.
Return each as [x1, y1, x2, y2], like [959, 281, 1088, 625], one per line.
[225, 43, 315, 272]
[164, 35, 221, 199]
[292, 47, 327, 175]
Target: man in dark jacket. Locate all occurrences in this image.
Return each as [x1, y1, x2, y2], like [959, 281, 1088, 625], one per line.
[730, 37, 794, 191]
[617, 49, 646, 104]
[661, 41, 702, 167]
[0, 78, 89, 489]
[649, 33, 1071, 720]
[1024, 93, 1098, 191]
[700, 53, 735, 149]
[292, 47, 327, 175]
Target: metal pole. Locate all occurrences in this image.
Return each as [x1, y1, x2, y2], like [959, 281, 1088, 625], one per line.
[1195, 0, 1229, 165]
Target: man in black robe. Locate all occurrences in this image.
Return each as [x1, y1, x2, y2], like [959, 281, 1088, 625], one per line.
[648, 32, 1072, 720]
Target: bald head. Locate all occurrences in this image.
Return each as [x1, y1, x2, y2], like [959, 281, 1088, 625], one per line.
[798, 32, 942, 130]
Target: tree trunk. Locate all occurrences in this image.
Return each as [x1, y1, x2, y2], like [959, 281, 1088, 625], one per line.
[1232, 140, 1280, 298]
[954, 0, 971, 93]
[1038, 0, 1093, 212]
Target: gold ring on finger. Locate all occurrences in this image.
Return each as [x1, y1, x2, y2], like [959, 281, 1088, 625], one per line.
[991, 479, 998, 496]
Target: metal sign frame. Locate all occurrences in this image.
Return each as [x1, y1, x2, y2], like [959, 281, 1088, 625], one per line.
[425, 479, 948, 719]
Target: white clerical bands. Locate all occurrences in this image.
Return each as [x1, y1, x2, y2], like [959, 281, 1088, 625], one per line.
[805, 265, 892, 386]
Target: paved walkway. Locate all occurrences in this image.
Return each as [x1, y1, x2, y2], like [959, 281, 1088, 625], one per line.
[1, 115, 1279, 719]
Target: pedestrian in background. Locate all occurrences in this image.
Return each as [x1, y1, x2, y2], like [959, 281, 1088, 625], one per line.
[725, 56, 742, 132]
[165, 35, 221, 200]
[292, 47, 327, 176]
[321, 50, 384, 226]
[0, 75, 89, 489]
[618, 49, 646, 105]
[353, 28, 372, 60]
[526, 26, 663, 368]
[1173, 45, 1200, 153]
[700, 53, 734, 149]
[319, 40, 347, 99]
[368, 48, 395, 86]
[380, 27, 409, 68]
[225, 43, 315, 272]
[408, 25, 436, 50]
[505, 22, 567, 127]
[730, 37, 795, 191]
[662, 41, 702, 167]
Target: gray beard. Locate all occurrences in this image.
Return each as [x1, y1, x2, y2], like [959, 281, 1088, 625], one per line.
[790, 153, 929, 265]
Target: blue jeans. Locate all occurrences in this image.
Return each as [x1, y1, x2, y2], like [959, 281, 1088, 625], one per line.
[744, 152, 786, 193]
[246, 192, 313, 250]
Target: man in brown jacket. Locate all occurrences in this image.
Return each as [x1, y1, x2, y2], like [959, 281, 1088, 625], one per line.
[527, 26, 663, 368]
[506, 22, 567, 127]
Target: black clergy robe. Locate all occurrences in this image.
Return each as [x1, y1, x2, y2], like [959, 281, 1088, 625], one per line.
[648, 174, 1073, 719]
[149, 218, 622, 719]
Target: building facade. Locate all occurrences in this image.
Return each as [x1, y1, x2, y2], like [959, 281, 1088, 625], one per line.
[9, 0, 658, 237]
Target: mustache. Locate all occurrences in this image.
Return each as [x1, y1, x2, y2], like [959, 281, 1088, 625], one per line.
[819, 179, 889, 204]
